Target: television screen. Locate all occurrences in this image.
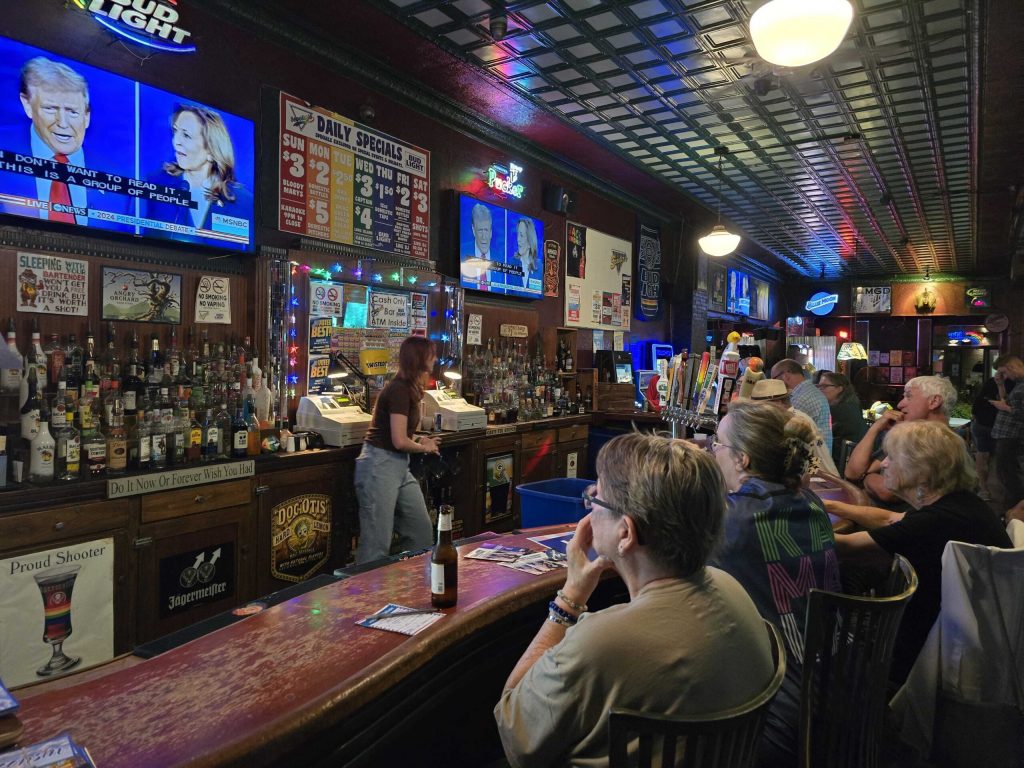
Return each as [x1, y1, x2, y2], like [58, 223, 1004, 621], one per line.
[727, 268, 751, 315]
[458, 194, 543, 299]
[0, 36, 255, 252]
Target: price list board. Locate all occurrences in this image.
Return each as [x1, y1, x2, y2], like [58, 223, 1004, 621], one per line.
[278, 91, 430, 259]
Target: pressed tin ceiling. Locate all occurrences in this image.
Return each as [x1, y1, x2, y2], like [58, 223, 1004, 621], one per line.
[346, 0, 1016, 281]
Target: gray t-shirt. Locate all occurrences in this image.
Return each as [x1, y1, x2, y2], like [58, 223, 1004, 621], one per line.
[494, 569, 774, 768]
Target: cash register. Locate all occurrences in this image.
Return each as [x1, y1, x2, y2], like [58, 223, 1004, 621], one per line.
[296, 393, 373, 447]
[420, 388, 487, 432]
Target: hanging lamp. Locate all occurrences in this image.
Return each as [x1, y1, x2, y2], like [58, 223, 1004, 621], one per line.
[699, 148, 740, 257]
[750, 0, 854, 68]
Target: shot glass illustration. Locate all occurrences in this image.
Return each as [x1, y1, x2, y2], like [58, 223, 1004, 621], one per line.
[33, 565, 82, 677]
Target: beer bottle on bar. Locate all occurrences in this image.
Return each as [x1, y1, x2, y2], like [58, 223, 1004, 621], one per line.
[430, 501, 458, 608]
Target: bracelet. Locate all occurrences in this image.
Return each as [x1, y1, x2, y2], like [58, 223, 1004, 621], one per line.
[547, 611, 574, 628]
[548, 600, 578, 624]
[556, 589, 587, 614]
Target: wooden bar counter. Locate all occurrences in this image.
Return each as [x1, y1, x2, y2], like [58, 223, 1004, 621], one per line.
[14, 525, 623, 767]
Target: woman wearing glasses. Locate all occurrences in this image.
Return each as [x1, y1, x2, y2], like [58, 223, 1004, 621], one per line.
[816, 371, 867, 467]
[709, 399, 840, 768]
[495, 432, 774, 768]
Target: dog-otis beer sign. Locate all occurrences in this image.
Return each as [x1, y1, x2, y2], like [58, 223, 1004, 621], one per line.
[271, 494, 332, 582]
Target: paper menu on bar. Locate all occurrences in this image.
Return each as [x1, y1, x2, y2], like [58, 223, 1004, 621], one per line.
[356, 604, 445, 636]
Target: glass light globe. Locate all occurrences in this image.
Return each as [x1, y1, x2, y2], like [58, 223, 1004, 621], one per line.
[698, 225, 741, 257]
[750, 0, 854, 68]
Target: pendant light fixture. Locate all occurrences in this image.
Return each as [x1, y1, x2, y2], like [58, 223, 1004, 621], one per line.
[750, 0, 854, 68]
[699, 147, 740, 257]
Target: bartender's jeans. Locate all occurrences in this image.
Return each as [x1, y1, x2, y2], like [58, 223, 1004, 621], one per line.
[994, 436, 1024, 507]
[354, 443, 433, 564]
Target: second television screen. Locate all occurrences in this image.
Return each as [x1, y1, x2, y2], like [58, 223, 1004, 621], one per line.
[458, 194, 543, 300]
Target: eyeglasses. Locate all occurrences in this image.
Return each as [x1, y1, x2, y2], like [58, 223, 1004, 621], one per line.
[709, 434, 738, 452]
[817, 383, 839, 389]
[582, 484, 621, 515]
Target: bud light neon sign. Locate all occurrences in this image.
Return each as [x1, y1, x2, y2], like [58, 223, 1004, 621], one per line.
[805, 292, 839, 316]
[74, 0, 195, 53]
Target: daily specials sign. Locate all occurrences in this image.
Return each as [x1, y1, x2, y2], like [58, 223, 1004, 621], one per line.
[278, 92, 430, 259]
[0, 538, 114, 687]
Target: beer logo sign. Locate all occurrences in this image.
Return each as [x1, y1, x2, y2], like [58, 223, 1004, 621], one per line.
[271, 494, 332, 582]
[74, 0, 196, 53]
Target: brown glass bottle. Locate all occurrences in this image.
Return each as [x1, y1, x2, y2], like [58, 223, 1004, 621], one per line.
[430, 502, 458, 608]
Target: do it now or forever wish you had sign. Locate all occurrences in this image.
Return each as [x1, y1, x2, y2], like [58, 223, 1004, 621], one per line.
[195, 275, 231, 324]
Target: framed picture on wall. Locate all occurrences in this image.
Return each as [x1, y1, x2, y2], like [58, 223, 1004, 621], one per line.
[101, 267, 182, 324]
[751, 279, 770, 321]
[709, 264, 727, 312]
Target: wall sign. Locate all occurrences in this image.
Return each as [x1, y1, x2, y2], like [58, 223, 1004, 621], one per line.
[76, 0, 195, 53]
[467, 314, 482, 346]
[852, 285, 891, 314]
[271, 494, 331, 583]
[543, 240, 560, 297]
[101, 267, 181, 324]
[307, 355, 330, 395]
[159, 543, 235, 617]
[194, 275, 231, 325]
[108, 461, 254, 499]
[636, 222, 661, 321]
[564, 223, 632, 331]
[368, 290, 409, 329]
[499, 323, 528, 338]
[965, 286, 990, 309]
[278, 91, 430, 258]
[805, 291, 839, 316]
[310, 279, 343, 317]
[487, 162, 525, 199]
[0, 538, 114, 687]
[16, 252, 88, 317]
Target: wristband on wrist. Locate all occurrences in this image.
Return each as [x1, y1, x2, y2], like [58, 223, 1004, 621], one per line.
[547, 611, 574, 628]
[556, 589, 587, 614]
[548, 600, 578, 625]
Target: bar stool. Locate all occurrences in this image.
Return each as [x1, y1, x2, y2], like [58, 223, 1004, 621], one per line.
[799, 554, 918, 768]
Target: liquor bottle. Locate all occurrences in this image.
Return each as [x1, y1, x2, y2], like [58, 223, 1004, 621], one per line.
[44, 333, 65, 390]
[122, 358, 144, 420]
[187, 409, 202, 463]
[100, 323, 119, 398]
[53, 366, 70, 431]
[167, 327, 181, 383]
[105, 392, 127, 476]
[215, 402, 231, 460]
[20, 321, 46, 407]
[128, 408, 151, 471]
[172, 400, 188, 465]
[430, 501, 458, 608]
[79, 395, 106, 477]
[231, 405, 248, 458]
[20, 367, 41, 442]
[245, 394, 261, 456]
[201, 408, 218, 463]
[149, 409, 167, 469]
[564, 341, 574, 373]
[29, 407, 55, 483]
[102, 380, 122, 428]
[1, 318, 23, 393]
[54, 404, 80, 482]
[64, 333, 83, 393]
[147, 332, 163, 387]
[82, 327, 97, 380]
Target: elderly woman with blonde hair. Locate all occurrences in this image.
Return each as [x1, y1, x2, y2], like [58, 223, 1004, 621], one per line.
[709, 399, 840, 768]
[836, 420, 1011, 683]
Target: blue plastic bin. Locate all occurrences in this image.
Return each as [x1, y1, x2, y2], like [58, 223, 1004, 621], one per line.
[516, 478, 594, 527]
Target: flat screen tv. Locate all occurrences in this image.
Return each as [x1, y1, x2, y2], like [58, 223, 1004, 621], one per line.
[0, 35, 255, 252]
[727, 268, 751, 315]
[458, 193, 543, 299]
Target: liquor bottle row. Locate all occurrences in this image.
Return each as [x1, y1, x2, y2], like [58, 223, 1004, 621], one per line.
[2, 318, 278, 428]
[16, 367, 263, 484]
[463, 336, 590, 424]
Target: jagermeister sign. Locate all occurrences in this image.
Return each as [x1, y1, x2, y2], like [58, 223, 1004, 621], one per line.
[270, 494, 332, 582]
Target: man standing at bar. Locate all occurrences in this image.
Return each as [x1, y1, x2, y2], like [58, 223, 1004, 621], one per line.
[495, 433, 774, 767]
[771, 359, 833, 454]
[990, 354, 1024, 508]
